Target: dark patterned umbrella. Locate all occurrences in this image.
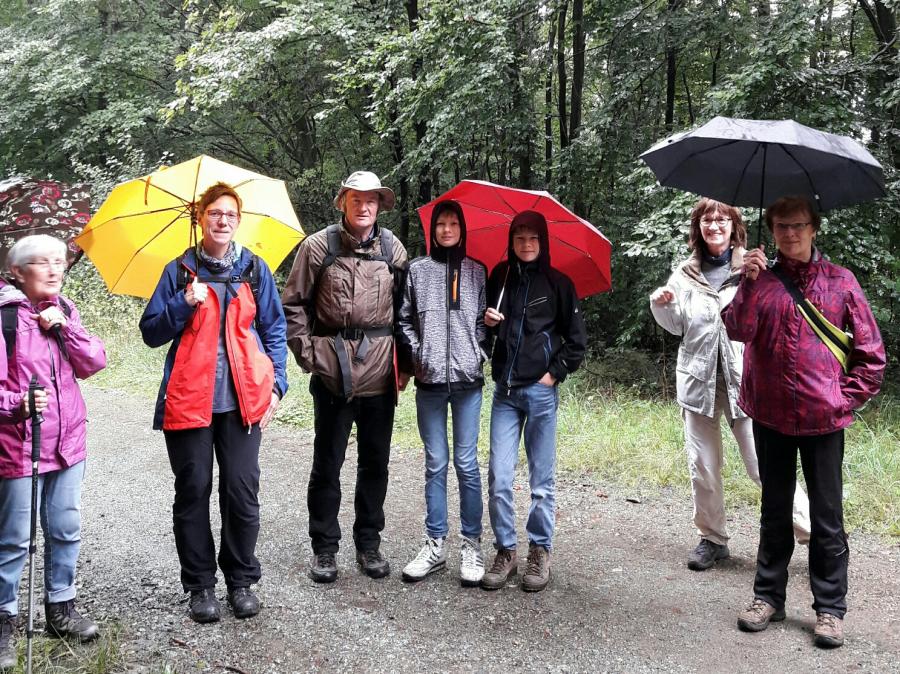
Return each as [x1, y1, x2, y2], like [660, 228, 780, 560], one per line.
[0, 177, 91, 271]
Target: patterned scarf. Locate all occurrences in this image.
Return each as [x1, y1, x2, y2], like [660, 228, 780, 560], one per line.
[198, 241, 237, 273]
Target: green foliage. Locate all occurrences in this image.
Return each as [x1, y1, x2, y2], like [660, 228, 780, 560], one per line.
[1, 0, 898, 356]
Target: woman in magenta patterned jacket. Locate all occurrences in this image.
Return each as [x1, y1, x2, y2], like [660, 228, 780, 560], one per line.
[722, 197, 885, 650]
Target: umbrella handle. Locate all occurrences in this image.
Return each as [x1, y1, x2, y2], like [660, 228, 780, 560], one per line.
[493, 266, 510, 311]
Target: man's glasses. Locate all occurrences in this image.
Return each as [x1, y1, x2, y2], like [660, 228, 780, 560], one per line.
[206, 209, 240, 225]
[700, 216, 732, 227]
[26, 259, 67, 271]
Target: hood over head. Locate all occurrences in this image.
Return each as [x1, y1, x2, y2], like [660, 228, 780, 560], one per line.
[508, 210, 551, 272]
[429, 199, 467, 262]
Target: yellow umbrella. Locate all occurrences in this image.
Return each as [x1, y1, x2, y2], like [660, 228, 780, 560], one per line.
[75, 155, 304, 298]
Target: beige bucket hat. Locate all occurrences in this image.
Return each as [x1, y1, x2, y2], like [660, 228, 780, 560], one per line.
[333, 171, 396, 211]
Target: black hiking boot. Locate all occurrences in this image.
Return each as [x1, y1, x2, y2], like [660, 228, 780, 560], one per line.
[45, 600, 99, 642]
[227, 587, 260, 619]
[309, 552, 338, 583]
[187, 588, 221, 624]
[687, 538, 730, 571]
[356, 548, 390, 579]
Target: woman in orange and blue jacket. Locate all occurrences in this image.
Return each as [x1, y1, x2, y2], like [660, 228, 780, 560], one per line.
[139, 182, 287, 625]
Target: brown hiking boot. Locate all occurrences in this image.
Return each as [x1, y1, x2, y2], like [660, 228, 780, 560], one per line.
[737, 598, 786, 632]
[480, 548, 517, 590]
[814, 612, 844, 648]
[521, 544, 551, 592]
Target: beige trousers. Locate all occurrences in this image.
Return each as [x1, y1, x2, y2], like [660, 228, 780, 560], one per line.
[683, 378, 811, 546]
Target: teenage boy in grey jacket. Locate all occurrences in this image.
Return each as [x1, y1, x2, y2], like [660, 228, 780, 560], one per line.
[396, 200, 489, 586]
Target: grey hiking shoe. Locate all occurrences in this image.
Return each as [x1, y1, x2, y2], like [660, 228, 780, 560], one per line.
[0, 612, 16, 670]
[687, 538, 730, 571]
[814, 612, 844, 648]
[480, 548, 517, 590]
[45, 599, 99, 642]
[737, 598, 786, 632]
[521, 543, 551, 592]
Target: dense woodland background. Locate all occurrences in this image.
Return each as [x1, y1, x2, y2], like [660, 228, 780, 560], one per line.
[1, 0, 898, 369]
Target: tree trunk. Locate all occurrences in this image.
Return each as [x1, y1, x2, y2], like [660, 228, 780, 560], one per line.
[664, 0, 679, 131]
[569, 0, 585, 141]
[406, 0, 431, 218]
[556, 1, 569, 149]
[859, 0, 899, 167]
[545, 15, 557, 185]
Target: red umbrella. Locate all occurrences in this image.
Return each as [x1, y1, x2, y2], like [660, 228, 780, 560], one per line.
[417, 180, 612, 299]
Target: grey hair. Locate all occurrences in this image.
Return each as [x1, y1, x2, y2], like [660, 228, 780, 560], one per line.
[7, 234, 68, 272]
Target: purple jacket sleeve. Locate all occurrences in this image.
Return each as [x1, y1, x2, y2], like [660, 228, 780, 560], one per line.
[60, 303, 107, 380]
[721, 275, 759, 343]
[840, 279, 886, 412]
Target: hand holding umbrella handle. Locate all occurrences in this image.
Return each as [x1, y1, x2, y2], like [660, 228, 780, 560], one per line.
[28, 375, 43, 462]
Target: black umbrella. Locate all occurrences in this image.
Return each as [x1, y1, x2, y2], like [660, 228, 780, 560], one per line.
[0, 178, 91, 271]
[640, 116, 887, 240]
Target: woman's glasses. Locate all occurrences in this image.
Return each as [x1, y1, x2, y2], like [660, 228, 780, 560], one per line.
[206, 209, 240, 224]
[26, 259, 67, 271]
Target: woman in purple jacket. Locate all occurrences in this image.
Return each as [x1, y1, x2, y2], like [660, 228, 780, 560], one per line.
[0, 235, 106, 667]
[722, 197, 885, 650]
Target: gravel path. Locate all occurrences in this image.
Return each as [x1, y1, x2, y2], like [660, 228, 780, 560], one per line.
[71, 384, 898, 673]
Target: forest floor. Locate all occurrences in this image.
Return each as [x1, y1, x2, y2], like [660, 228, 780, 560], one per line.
[37, 385, 900, 673]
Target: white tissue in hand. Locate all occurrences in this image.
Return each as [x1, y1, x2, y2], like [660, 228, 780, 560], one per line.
[192, 281, 208, 302]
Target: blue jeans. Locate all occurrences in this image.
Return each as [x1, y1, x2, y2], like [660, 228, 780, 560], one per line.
[0, 461, 85, 615]
[488, 383, 559, 550]
[416, 387, 484, 540]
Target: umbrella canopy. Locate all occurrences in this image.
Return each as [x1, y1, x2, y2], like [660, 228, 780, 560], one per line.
[75, 155, 304, 298]
[640, 116, 886, 212]
[0, 177, 91, 270]
[417, 180, 612, 299]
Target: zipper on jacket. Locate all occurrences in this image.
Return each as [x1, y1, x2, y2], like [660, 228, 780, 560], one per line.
[45, 333, 63, 454]
[504, 270, 530, 390]
[446, 260, 451, 393]
[221, 289, 253, 432]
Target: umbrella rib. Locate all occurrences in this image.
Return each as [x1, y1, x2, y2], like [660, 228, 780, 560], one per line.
[142, 181, 192, 207]
[731, 143, 763, 207]
[79, 206, 190, 235]
[657, 139, 744, 185]
[776, 143, 827, 210]
[108, 207, 191, 291]
[491, 188, 523, 216]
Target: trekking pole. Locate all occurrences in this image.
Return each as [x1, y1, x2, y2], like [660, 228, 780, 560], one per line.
[26, 374, 44, 674]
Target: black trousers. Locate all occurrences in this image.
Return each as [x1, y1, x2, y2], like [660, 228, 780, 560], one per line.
[164, 411, 262, 592]
[308, 376, 395, 554]
[752, 421, 848, 618]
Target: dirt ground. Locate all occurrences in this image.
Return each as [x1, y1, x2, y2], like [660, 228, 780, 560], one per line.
[67, 385, 900, 673]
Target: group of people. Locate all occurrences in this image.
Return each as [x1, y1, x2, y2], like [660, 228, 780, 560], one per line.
[650, 196, 885, 649]
[0, 169, 885, 668]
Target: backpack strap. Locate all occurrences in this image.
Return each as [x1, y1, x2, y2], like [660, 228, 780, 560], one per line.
[769, 264, 853, 373]
[1, 304, 17, 360]
[1, 299, 73, 360]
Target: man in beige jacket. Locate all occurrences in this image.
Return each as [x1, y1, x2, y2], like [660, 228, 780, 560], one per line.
[282, 171, 408, 583]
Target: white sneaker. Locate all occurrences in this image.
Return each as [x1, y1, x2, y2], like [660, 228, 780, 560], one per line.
[401, 536, 447, 582]
[459, 536, 485, 587]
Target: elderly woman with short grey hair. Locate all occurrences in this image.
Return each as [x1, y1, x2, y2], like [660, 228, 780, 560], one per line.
[0, 235, 106, 668]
